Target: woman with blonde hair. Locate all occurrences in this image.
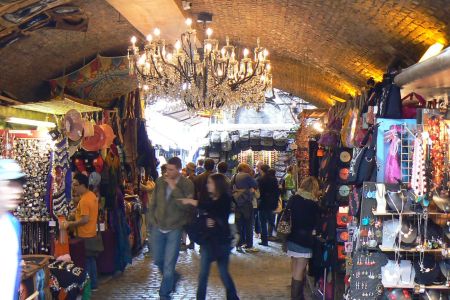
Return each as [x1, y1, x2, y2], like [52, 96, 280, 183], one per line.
[285, 176, 320, 300]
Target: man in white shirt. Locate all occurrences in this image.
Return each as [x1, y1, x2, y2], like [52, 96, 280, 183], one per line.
[0, 159, 25, 300]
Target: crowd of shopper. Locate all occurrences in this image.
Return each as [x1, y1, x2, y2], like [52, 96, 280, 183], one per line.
[141, 156, 321, 300]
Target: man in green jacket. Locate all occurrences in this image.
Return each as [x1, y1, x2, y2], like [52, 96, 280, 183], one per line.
[149, 157, 194, 300]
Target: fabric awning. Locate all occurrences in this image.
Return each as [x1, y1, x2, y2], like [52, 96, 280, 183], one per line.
[13, 96, 102, 115]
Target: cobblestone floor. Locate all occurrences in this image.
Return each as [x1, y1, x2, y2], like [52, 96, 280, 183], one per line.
[93, 241, 313, 299]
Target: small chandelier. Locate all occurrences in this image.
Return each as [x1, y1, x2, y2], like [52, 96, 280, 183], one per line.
[128, 18, 272, 112]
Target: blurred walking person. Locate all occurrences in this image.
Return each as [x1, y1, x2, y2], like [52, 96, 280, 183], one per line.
[179, 173, 239, 300]
[0, 160, 25, 300]
[232, 163, 258, 253]
[149, 157, 195, 300]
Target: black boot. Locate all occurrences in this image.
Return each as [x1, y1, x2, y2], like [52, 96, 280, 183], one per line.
[291, 279, 305, 300]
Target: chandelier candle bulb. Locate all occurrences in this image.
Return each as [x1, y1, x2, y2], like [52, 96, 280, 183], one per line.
[154, 28, 160, 37]
[206, 28, 213, 38]
[185, 18, 192, 27]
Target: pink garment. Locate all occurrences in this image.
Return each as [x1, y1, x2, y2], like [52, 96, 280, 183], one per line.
[384, 126, 401, 184]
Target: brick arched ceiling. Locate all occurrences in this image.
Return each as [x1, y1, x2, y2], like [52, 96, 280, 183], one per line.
[1, 0, 450, 107]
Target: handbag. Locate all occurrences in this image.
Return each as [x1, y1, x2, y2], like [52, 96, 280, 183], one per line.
[346, 124, 378, 186]
[83, 219, 104, 256]
[185, 209, 209, 245]
[377, 72, 402, 119]
[277, 207, 292, 236]
[401, 92, 426, 119]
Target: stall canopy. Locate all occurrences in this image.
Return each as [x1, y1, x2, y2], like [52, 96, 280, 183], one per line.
[13, 96, 102, 115]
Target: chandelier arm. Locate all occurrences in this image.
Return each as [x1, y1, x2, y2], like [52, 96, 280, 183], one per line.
[134, 61, 158, 80]
[229, 59, 262, 89]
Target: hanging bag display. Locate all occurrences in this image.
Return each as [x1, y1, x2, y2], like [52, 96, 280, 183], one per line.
[220, 132, 232, 152]
[377, 72, 402, 119]
[249, 130, 261, 146]
[401, 92, 426, 119]
[346, 125, 378, 186]
[260, 130, 274, 147]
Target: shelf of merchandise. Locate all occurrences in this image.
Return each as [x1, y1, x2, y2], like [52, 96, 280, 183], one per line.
[372, 211, 448, 216]
[379, 246, 443, 253]
[383, 283, 450, 290]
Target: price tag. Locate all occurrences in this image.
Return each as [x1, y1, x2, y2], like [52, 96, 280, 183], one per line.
[100, 223, 106, 232]
[49, 220, 56, 227]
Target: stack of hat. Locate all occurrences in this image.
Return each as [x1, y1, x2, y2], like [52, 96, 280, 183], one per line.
[63, 109, 116, 155]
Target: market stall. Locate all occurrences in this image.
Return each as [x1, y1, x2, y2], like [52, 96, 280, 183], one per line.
[1, 92, 158, 299]
[307, 59, 450, 299]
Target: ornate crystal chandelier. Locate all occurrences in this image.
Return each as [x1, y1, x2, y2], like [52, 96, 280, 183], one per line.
[128, 18, 272, 113]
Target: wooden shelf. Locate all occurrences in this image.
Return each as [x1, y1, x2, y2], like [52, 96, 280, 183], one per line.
[379, 246, 443, 253]
[372, 211, 448, 216]
[383, 284, 450, 290]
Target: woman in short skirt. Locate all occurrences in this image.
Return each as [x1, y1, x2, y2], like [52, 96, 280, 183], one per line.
[285, 176, 320, 300]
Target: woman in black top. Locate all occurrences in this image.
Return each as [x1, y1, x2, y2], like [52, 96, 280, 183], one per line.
[286, 176, 320, 300]
[179, 173, 239, 300]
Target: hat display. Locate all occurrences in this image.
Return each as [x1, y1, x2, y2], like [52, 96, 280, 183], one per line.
[99, 124, 115, 149]
[81, 125, 106, 151]
[382, 289, 412, 300]
[64, 109, 83, 141]
[83, 119, 94, 137]
[419, 290, 448, 300]
[439, 259, 450, 281]
[432, 190, 450, 213]
[68, 138, 81, 158]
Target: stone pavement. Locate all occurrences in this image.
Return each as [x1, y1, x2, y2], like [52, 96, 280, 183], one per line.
[92, 241, 314, 299]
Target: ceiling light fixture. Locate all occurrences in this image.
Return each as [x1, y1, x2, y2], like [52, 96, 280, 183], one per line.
[128, 17, 272, 113]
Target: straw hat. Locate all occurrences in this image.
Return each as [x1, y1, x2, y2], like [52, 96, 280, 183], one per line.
[64, 109, 83, 141]
[99, 124, 115, 149]
[81, 125, 106, 151]
[83, 119, 95, 137]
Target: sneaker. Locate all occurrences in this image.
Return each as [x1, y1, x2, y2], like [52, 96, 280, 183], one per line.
[236, 246, 245, 253]
[259, 242, 269, 247]
[244, 247, 260, 253]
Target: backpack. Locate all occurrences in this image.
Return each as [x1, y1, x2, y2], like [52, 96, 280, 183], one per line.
[231, 175, 254, 218]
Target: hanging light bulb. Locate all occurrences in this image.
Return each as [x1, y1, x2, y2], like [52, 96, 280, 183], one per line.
[154, 28, 161, 37]
[206, 28, 213, 38]
[131, 36, 137, 45]
[243, 48, 249, 58]
[146, 34, 153, 42]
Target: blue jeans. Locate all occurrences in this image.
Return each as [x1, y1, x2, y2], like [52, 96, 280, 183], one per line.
[254, 208, 261, 234]
[259, 209, 275, 244]
[197, 243, 239, 300]
[152, 228, 182, 298]
[85, 256, 98, 289]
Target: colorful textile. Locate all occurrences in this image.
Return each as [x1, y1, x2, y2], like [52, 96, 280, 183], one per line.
[49, 55, 137, 103]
